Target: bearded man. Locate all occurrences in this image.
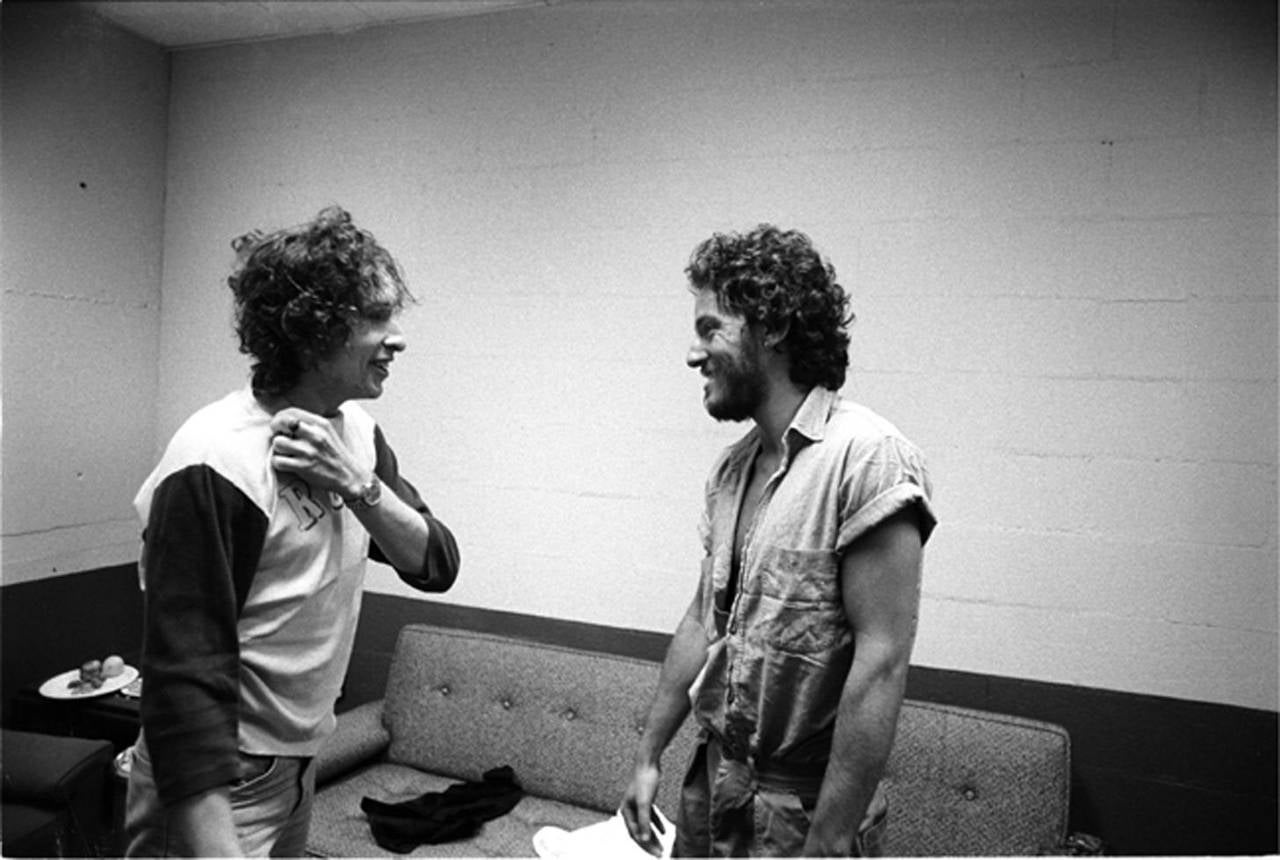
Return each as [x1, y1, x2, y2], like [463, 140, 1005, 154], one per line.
[621, 225, 935, 857]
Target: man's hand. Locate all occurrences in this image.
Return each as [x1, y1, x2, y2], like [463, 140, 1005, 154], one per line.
[269, 408, 368, 501]
[620, 762, 665, 856]
[169, 786, 243, 857]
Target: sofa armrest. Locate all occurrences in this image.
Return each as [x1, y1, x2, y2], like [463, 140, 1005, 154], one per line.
[315, 700, 390, 786]
[2, 730, 116, 857]
[1, 730, 114, 805]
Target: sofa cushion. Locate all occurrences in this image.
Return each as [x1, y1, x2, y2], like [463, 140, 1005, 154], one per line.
[381, 625, 700, 816]
[307, 762, 609, 858]
[882, 701, 1070, 856]
[316, 700, 390, 785]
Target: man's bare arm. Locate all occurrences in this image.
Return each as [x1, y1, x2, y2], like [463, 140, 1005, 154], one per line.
[805, 509, 924, 855]
[621, 578, 710, 854]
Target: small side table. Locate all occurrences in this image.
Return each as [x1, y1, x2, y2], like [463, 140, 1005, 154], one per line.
[10, 685, 140, 752]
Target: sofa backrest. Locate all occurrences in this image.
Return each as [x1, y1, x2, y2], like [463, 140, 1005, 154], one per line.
[884, 700, 1071, 856]
[383, 624, 1071, 855]
[382, 623, 701, 815]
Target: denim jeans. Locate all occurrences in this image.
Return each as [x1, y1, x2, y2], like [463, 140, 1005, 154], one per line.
[676, 736, 888, 857]
[124, 734, 315, 857]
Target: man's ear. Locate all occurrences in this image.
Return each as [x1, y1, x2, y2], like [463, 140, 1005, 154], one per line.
[762, 320, 790, 351]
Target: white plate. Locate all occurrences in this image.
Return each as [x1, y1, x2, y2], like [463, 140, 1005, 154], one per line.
[38, 664, 139, 700]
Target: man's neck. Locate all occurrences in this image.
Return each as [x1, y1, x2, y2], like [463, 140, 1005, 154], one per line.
[257, 384, 342, 417]
[752, 382, 811, 458]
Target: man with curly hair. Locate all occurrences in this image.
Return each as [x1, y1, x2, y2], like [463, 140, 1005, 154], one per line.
[622, 225, 935, 857]
[124, 206, 460, 857]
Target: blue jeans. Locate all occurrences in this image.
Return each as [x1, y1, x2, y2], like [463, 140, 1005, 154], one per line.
[676, 736, 888, 857]
[124, 734, 315, 857]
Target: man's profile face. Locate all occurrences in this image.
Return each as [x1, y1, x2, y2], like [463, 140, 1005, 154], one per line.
[687, 287, 766, 422]
[308, 279, 407, 408]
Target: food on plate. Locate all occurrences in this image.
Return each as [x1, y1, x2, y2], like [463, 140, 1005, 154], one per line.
[80, 659, 104, 685]
[65, 654, 128, 694]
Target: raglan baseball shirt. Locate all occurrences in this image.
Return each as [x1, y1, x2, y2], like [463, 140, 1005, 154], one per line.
[133, 386, 459, 805]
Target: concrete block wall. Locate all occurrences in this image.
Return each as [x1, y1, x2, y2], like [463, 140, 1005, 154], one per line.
[0, 3, 169, 584]
[152, 0, 1276, 711]
[5, 0, 1274, 713]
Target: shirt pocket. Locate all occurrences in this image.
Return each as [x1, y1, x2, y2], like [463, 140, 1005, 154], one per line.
[753, 545, 845, 654]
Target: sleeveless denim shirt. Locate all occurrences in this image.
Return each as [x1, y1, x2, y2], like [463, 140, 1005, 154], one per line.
[688, 387, 936, 771]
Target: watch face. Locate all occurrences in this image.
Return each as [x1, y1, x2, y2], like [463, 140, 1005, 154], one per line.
[354, 476, 381, 509]
[343, 477, 377, 510]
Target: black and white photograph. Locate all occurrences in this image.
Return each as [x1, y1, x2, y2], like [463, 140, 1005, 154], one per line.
[1, 1, 1275, 856]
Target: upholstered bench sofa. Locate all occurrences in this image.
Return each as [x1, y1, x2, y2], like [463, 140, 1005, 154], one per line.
[307, 623, 1083, 857]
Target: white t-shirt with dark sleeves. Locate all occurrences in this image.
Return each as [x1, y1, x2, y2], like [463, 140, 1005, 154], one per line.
[133, 386, 459, 805]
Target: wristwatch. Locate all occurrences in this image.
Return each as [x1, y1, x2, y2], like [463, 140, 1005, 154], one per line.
[345, 475, 382, 511]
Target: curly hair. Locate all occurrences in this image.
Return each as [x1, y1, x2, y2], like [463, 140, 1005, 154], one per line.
[686, 224, 853, 391]
[228, 206, 414, 395]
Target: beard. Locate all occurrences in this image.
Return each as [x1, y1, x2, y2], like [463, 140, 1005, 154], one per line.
[704, 339, 767, 422]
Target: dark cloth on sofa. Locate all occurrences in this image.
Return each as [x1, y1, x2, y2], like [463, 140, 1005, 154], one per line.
[360, 766, 524, 853]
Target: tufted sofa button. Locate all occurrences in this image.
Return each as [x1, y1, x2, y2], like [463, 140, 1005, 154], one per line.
[963, 787, 978, 801]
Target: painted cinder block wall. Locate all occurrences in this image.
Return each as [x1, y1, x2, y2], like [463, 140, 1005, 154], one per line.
[155, 0, 1277, 712]
[0, 4, 168, 582]
[3, 1, 1276, 718]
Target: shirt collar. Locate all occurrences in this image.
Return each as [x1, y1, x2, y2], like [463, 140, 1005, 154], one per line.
[787, 386, 839, 444]
[728, 386, 840, 467]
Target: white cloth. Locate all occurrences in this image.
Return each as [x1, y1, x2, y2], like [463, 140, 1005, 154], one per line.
[533, 808, 674, 859]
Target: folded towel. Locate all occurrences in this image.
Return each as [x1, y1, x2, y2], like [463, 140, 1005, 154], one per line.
[361, 765, 524, 853]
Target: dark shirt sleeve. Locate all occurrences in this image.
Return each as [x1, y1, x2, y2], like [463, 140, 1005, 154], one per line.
[139, 465, 267, 806]
[368, 425, 460, 592]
